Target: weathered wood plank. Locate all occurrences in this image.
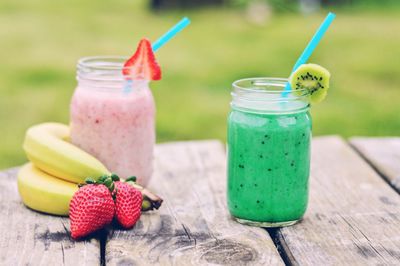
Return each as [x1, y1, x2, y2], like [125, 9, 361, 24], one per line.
[106, 140, 284, 266]
[274, 136, 400, 266]
[350, 137, 400, 192]
[0, 168, 100, 266]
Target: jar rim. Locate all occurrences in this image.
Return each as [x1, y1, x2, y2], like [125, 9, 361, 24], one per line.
[77, 56, 130, 71]
[76, 56, 149, 89]
[231, 77, 310, 114]
[232, 77, 308, 95]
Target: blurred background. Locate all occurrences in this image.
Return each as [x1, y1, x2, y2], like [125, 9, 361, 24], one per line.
[0, 0, 399, 169]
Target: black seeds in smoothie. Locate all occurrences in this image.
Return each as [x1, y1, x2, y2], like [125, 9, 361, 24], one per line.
[254, 184, 258, 187]
[261, 141, 265, 144]
[259, 155, 263, 158]
[284, 152, 289, 156]
[256, 200, 260, 204]
[302, 133, 306, 137]
[291, 161, 295, 167]
[268, 168, 272, 172]
[234, 205, 238, 208]
[238, 164, 245, 169]
[240, 184, 243, 188]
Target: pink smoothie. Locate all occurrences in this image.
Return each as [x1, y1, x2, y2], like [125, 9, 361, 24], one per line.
[70, 80, 155, 185]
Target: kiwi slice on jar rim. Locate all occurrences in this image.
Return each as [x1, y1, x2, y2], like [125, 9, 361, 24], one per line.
[289, 63, 331, 104]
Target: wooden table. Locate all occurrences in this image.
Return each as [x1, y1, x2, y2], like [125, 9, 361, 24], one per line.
[1, 136, 400, 265]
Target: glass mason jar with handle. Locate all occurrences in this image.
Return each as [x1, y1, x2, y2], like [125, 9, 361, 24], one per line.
[70, 56, 155, 186]
[227, 78, 311, 227]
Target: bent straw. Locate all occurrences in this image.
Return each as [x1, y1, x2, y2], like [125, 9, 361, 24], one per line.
[152, 17, 191, 52]
[282, 12, 336, 96]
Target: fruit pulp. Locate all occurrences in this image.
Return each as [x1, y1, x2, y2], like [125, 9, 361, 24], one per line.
[227, 108, 311, 225]
[70, 82, 155, 185]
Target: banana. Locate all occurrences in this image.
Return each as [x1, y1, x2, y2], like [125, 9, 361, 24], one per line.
[20, 122, 163, 215]
[17, 163, 77, 216]
[18, 164, 162, 215]
[23, 122, 110, 183]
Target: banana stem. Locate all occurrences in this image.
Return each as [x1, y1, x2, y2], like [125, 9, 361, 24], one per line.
[126, 181, 163, 211]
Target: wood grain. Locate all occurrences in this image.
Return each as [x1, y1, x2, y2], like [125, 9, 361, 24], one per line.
[273, 136, 400, 266]
[0, 168, 100, 266]
[350, 137, 400, 192]
[106, 140, 284, 266]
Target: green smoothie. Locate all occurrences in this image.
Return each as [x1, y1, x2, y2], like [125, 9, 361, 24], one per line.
[227, 108, 311, 225]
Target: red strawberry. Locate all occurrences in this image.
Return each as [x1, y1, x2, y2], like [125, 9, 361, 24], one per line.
[69, 184, 115, 239]
[123, 38, 162, 81]
[115, 181, 142, 229]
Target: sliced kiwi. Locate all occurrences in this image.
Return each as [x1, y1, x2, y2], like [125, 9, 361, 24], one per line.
[289, 63, 331, 104]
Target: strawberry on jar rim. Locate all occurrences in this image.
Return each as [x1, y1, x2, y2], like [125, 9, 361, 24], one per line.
[123, 38, 162, 81]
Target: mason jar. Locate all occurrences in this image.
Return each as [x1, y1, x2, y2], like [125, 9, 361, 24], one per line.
[227, 78, 311, 227]
[70, 56, 155, 185]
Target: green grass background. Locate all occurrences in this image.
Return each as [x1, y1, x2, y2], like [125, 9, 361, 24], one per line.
[1, 0, 399, 169]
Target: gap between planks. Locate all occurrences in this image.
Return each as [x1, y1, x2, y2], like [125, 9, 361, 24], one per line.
[0, 168, 101, 266]
[350, 137, 400, 195]
[271, 135, 400, 266]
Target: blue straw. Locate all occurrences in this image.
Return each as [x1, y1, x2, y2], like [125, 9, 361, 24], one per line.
[152, 17, 191, 52]
[282, 12, 336, 96]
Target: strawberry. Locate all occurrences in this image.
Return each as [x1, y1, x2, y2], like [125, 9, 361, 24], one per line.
[115, 181, 143, 229]
[69, 181, 115, 239]
[123, 38, 162, 81]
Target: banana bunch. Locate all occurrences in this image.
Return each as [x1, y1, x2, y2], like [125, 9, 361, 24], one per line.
[18, 123, 162, 216]
[18, 123, 110, 216]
